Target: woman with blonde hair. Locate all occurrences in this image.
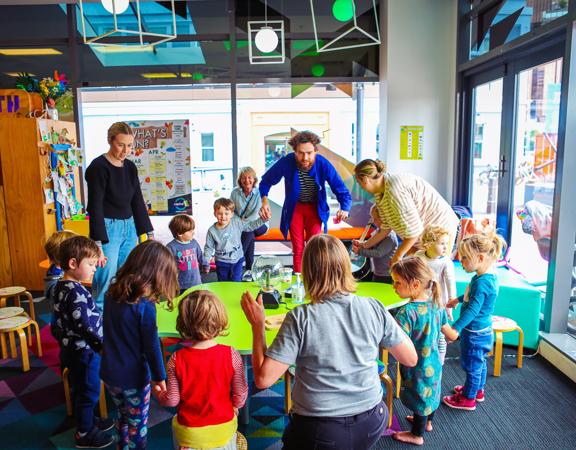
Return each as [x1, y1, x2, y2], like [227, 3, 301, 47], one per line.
[229, 166, 268, 281]
[241, 234, 417, 449]
[354, 159, 459, 266]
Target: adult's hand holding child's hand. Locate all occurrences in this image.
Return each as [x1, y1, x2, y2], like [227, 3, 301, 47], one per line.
[241, 291, 265, 329]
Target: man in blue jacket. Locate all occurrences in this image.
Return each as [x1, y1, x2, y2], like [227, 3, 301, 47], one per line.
[259, 131, 352, 272]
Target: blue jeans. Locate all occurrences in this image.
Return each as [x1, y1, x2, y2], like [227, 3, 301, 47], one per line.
[216, 258, 245, 282]
[92, 217, 138, 310]
[282, 401, 387, 449]
[241, 224, 268, 271]
[61, 348, 102, 433]
[460, 328, 493, 398]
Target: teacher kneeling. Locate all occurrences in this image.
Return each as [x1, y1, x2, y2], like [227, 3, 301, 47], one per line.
[241, 234, 417, 449]
[85, 122, 154, 309]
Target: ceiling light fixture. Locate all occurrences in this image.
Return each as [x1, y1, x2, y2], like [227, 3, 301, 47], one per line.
[79, 0, 177, 48]
[0, 48, 62, 56]
[248, 0, 285, 64]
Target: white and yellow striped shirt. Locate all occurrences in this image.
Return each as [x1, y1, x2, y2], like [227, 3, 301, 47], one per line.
[374, 173, 459, 240]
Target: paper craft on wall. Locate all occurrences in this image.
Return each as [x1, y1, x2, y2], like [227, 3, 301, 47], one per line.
[128, 120, 192, 215]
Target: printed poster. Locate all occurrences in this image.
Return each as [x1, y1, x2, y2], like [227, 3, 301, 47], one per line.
[400, 126, 424, 160]
[128, 120, 192, 215]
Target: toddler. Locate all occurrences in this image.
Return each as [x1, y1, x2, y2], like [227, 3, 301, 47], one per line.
[43, 230, 76, 298]
[204, 198, 266, 281]
[154, 290, 248, 449]
[167, 214, 209, 294]
[443, 233, 506, 410]
[51, 236, 114, 448]
[414, 225, 457, 364]
[101, 240, 179, 449]
[391, 257, 458, 445]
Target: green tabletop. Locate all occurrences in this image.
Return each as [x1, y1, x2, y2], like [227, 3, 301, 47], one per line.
[157, 281, 407, 354]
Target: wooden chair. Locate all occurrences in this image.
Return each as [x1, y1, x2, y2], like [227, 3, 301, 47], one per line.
[0, 315, 42, 372]
[380, 349, 401, 398]
[0, 286, 35, 322]
[491, 315, 524, 377]
[62, 367, 108, 419]
[236, 431, 248, 450]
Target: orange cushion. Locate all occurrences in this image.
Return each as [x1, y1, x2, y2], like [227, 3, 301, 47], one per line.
[255, 227, 364, 241]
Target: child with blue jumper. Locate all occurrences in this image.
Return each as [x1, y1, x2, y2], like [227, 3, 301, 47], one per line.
[101, 240, 179, 449]
[204, 198, 267, 282]
[443, 233, 506, 410]
[51, 236, 114, 448]
[166, 214, 209, 294]
[391, 257, 458, 445]
[414, 225, 458, 364]
[44, 230, 76, 298]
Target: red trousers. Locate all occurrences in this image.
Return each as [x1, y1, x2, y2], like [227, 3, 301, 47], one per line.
[290, 202, 322, 272]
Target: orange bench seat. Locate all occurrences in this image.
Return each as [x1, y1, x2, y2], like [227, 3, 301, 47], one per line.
[255, 227, 364, 241]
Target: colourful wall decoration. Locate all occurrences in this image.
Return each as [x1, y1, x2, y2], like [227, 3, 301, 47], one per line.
[400, 125, 424, 160]
[128, 120, 192, 215]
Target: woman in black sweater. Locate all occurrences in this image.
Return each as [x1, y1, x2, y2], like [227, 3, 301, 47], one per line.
[85, 122, 153, 309]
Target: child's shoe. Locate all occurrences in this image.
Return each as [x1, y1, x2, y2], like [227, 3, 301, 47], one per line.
[242, 270, 253, 282]
[75, 428, 114, 448]
[442, 392, 476, 411]
[453, 385, 485, 402]
[95, 417, 115, 432]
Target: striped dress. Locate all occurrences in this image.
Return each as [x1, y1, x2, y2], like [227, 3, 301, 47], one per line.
[374, 173, 459, 241]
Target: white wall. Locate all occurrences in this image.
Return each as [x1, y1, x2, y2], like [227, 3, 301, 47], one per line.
[380, 0, 457, 198]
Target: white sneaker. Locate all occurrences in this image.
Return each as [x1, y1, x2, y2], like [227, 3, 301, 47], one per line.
[242, 270, 253, 282]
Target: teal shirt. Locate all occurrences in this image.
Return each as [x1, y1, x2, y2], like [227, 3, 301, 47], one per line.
[395, 300, 447, 416]
[453, 273, 498, 333]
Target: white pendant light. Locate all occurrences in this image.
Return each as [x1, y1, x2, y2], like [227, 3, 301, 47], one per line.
[101, 0, 130, 15]
[254, 27, 279, 53]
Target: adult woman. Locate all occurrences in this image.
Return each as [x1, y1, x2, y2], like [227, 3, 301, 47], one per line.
[241, 234, 417, 449]
[85, 122, 153, 309]
[229, 166, 268, 281]
[354, 159, 459, 266]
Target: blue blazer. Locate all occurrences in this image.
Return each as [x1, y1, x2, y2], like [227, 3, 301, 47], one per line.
[259, 153, 352, 239]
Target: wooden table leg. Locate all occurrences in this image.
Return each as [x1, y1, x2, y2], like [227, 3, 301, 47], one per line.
[0, 332, 7, 359]
[99, 381, 108, 419]
[381, 373, 393, 428]
[23, 291, 35, 322]
[395, 362, 401, 398]
[516, 326, 524, 369]
[284, 370, 292, 414]
[493, 331, 503, 377]
[8, 330, 17, 359]
[239, 355, 250, 425]
[380, 348, 389, 376]
[63, 367, 73, 416]
[17, 329, 30, 372]
[30, 321, 42, 356]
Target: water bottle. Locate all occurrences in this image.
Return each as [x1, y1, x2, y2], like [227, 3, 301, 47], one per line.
[291, 272, 304, 304]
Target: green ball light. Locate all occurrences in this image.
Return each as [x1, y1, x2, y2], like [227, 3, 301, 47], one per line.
[192, 72, 204, 80]
[311, 64, 326, 77]
[332, 0, 354, 22]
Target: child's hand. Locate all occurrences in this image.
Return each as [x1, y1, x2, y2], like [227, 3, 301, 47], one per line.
[446, 298, 459, 309]
[352, 239, 362, 253]
[151, 380, 166, 399]
[464, 285, 470, 302]
[202, 266, 211, 274]
[446, 307, 454, 322]
[240, 291, 265, 329]
[233, 407, 239, 416]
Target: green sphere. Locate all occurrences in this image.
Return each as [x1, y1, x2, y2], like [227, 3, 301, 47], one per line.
[311, 64, 326, 77]
[332, 0, 354, 22]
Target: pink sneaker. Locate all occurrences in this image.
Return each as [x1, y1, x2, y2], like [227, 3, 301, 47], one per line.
[443, 393, 476, 411]
[453, 385, 485, 402]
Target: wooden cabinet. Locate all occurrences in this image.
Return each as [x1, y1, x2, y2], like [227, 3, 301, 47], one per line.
[0, 118, 78, 290]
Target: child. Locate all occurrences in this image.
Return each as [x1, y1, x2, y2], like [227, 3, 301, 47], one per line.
[204, 198, 267, 282]
[101, 240, 179, 449]
[44, 230, 76, 298]
[414, 225, 458, 364]
[390, 257, 458, 445]
[51, 236, 114, 448]
[154, 290, 248, 449]
[352, 205, 398, 283]
[166, 214, 209, 294]
[443, 233, 506, 411]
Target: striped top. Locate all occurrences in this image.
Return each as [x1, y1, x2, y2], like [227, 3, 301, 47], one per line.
[374, 173, 459, 239]
[297, 168, 318, 203]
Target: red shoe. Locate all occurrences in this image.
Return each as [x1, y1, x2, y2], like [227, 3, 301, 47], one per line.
[453, 385, 485, 402]
[443, 393, 476, 411]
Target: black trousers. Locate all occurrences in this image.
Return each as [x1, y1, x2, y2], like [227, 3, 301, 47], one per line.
[282, 401, 387, 450]
[411, 410, 436, 437]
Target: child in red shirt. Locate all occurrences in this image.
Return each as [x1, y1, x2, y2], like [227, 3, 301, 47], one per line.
[154, 290, 248, 449]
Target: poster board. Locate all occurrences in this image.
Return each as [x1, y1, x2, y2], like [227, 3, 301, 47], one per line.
[400, 125, 424, 160]
[128, 120, 192, 215]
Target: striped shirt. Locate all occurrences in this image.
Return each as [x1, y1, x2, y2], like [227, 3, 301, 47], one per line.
[374, 173, 459, 240]
[297, 168, 318, 203]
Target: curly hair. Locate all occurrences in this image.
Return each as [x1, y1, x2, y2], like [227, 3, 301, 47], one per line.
[176, 290, 229, 341]
[288, 131, 320, 151]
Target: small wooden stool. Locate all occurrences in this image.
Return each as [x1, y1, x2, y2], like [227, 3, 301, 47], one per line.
[62, 367, 108, 419]
[381, 348, 401, 398]
[236, 431, 247, 450]
[491, 315, 524, 377]
[379, 372, 394, 428]
[0, 286, 36, 322]
[0, 315, 42, 372]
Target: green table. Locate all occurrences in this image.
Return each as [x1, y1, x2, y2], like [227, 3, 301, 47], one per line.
[157, 281, 407, 354]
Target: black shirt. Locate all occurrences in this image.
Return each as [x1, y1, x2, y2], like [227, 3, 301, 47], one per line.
[85, 155, 153, 243]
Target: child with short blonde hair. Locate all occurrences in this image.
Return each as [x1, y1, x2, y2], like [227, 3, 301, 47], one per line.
[415, 225, 457, 364]
[154, 290, 248, 450]
[391, 257, 458, 445]
[443, 233, 506, 411]
[43, 230, 77, 297]
[204, 198, 266, 281]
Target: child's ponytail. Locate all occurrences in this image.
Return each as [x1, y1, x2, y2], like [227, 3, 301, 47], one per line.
[429, 279, 442, 308]
[459, 232, 507, 265]
[391, 257, 443, 308]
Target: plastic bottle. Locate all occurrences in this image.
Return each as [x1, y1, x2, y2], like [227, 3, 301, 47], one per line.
[291, 272, 304, 304]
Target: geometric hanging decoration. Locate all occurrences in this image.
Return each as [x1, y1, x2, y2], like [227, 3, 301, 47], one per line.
[248, 0, 285, 64]
[78, 0, 177, 47]
[310, 0, 381, 53]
